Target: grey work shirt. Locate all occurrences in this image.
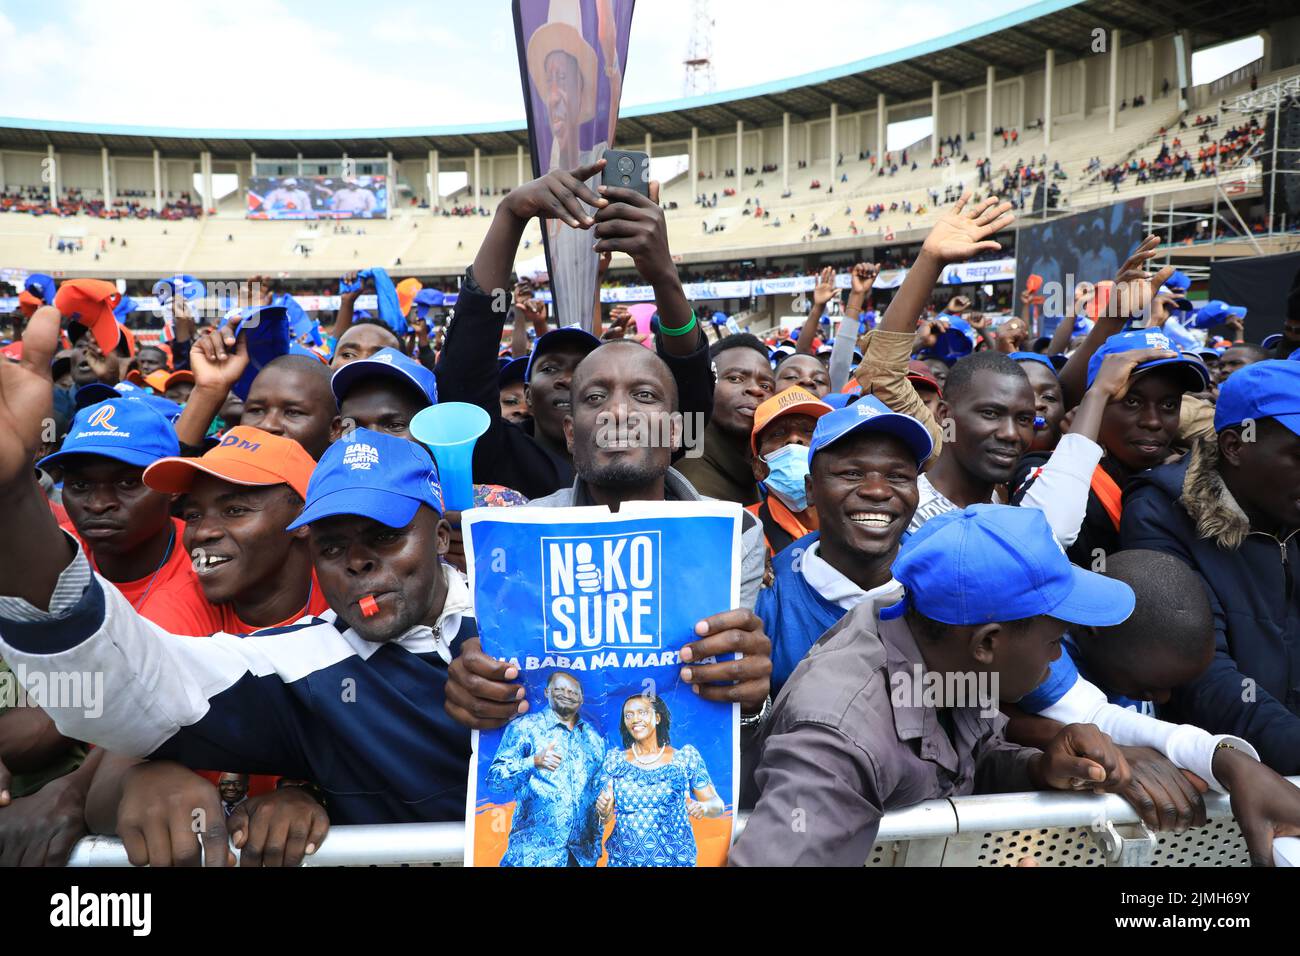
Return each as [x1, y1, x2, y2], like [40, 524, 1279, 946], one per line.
[731, 590, 1040, 866]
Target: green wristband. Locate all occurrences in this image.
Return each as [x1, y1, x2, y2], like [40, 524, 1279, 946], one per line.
[659, 309, 697, 337]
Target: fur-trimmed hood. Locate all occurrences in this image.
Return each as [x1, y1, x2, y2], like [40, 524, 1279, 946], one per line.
[1178, 437, 1253, 550]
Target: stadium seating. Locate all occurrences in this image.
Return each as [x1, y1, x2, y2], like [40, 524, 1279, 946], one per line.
[1, 65, 1293, 281]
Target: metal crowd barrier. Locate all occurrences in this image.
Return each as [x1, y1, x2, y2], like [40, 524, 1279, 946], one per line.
[67, 778, 1297, 867]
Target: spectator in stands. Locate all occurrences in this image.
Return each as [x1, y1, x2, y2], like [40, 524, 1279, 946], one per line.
[1122, 361, 1300, 774]
[774, 352, 831, 399]
[756, 398, 930, 698]
[734, 504, 1135, 866]
[37, 399, 195, 626]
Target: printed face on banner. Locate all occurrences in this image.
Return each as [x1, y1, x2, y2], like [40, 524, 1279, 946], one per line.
[515, 0, 635, 331]
[464, 504, 740, 869]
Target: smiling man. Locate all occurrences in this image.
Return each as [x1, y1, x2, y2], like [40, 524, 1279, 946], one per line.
[1013, 331, 1209, 563]
[445, 341, 773, 736]
[757, 397, 932, 698]
[437, 161, 712, 500]
[734, 504, 1137, 866]
[908, 350, 1036, 533]
[484, 671, 606, 867]
[138, 426, 329, 635]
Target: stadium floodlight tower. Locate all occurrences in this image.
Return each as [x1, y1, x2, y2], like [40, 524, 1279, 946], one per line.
[683, 0, 716, 97]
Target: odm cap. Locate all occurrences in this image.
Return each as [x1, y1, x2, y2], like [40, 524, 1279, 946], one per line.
[286, 428, 444, 531]
[808, 395, 933, 466]
[892, 504, 1135, 627]
[144, 426, 315, 500]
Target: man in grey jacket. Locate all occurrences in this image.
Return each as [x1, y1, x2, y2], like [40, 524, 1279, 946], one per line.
[445, 340, 774, 732]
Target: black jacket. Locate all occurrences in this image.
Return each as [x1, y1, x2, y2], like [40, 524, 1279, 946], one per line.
[1121, 440, 1300, 773]
[435, 270, 714, 500]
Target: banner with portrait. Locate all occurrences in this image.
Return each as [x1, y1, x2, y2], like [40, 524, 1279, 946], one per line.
[513, 0, 636, 333]
[463, 501, 741, 867]
[1013, 198, 1146, 334]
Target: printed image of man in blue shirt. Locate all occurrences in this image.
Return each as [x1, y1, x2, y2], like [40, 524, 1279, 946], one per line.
[486, 671, 607, 866]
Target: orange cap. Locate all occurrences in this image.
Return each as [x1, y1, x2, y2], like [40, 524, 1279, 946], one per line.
[750, 387, 832, 455]
[54, 279, 122, 354]
[18, 290, 43, 318]
[143, 426, 315, 499]
[396, 277, 423, 317]
[143, 370, 172, 393]
[164, 370, 195, 390]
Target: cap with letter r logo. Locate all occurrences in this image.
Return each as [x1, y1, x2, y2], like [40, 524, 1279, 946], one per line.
[86, 404, 116, 429]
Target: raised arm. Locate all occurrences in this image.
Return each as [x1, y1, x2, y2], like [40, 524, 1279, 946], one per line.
[1057, 235, 1172, 408]
[796, 267, 836, 354]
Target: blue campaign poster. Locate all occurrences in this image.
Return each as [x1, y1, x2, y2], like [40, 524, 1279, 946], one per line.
[463, 501, 742, 867]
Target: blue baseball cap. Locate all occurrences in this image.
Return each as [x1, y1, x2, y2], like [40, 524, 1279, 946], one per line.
[1085, 329, 1209, 392]
[24, 273, 55, 303]
[821, 392, 852, 409]
[525, 327, 601, 382]
[1009, 351, 1058, 376]
[808, 395, 933, 466]
[499, 355, 529, 389]
[39, 399, 179, 471]
[230, 305, 291, 400]
[1289, 348, 1300, 362]
[1191, 300, 1246, 330]
[1262, 333, 1283, 351]
[286, 428, 443, 531]
[892, 504, 1135, 627]
[1213, 360, 1300, 436]
[414, 288, 444, 320]
[330, 346, 437, 408]
[1163, 269, 1191, 294]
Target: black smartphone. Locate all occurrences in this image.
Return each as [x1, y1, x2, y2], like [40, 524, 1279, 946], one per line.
[601, 149, 651, 198]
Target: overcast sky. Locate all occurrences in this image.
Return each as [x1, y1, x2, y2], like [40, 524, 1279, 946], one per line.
[0, 1, 1263, 131]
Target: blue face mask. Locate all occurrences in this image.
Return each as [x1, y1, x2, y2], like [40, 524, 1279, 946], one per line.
[762, 443, 811, 512]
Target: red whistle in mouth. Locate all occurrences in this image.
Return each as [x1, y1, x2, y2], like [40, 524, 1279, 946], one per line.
[359, 595, 379, 617]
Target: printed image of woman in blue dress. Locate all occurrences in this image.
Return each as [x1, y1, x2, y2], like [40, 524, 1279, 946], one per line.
[595, 692, 724, 866]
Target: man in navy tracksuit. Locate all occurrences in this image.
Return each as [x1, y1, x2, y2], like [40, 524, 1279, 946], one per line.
[0, 395, 475, 830]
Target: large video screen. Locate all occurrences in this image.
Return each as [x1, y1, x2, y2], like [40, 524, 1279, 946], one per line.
[1014, 198, 1146, 334]
[246, 175, 387, 220]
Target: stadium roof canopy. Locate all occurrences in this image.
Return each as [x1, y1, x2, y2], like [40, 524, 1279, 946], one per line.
[0, 0, 1275, 161]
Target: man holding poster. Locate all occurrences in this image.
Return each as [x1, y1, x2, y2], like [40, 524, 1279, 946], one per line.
[451, 340, 772, 865]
